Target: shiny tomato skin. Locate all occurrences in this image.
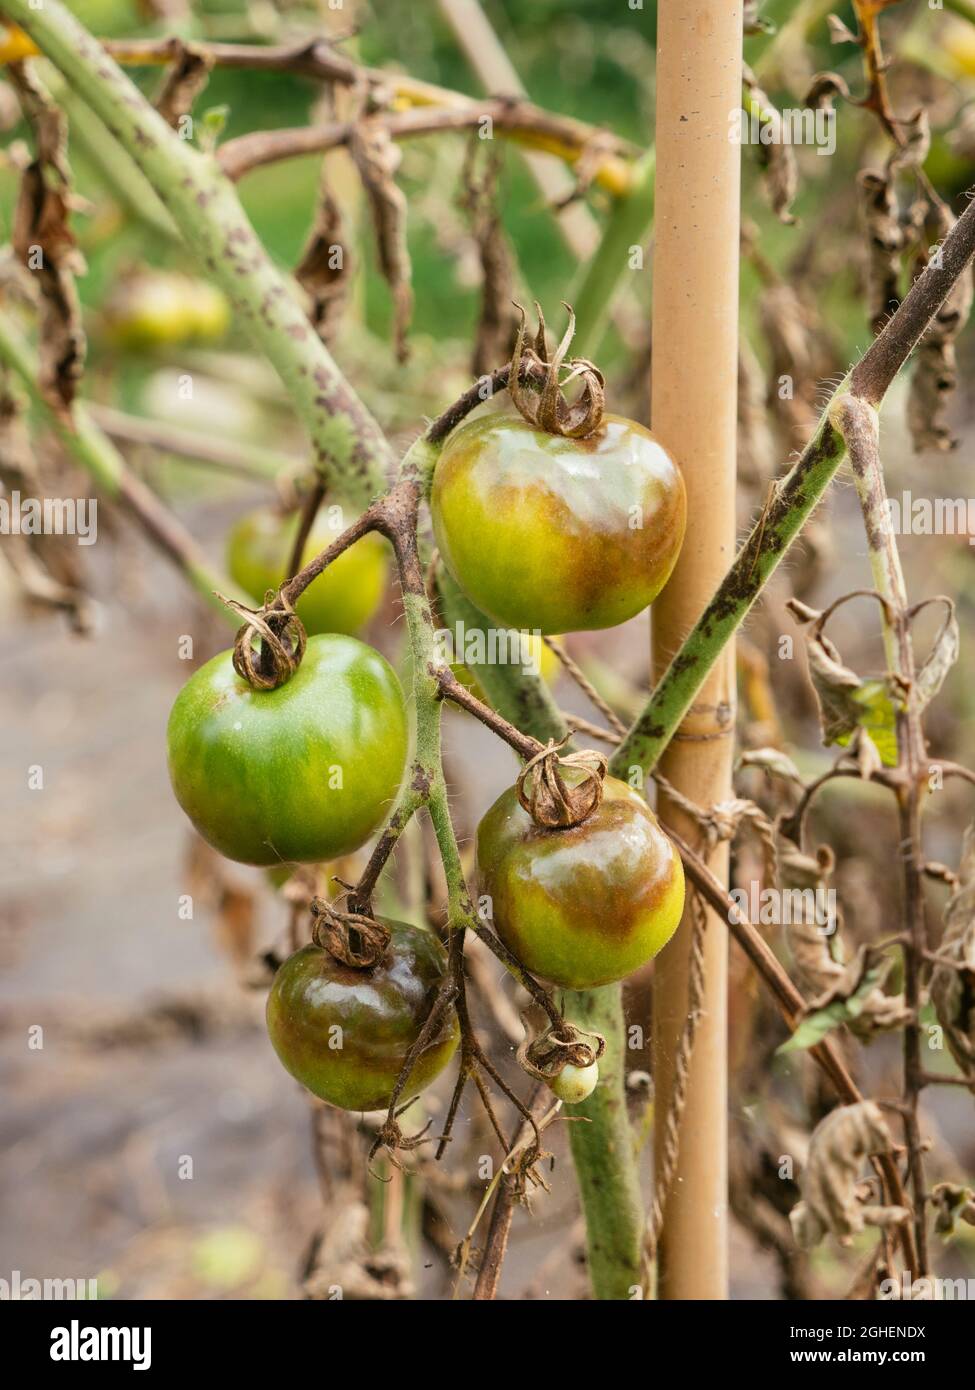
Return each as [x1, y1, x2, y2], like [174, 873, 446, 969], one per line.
[431, 411, 686, 634]
[266, 924, 459, 1111]
[167, 634, 408, 867]
[477, 775, 685, 989]
[227, 509, 388, 638]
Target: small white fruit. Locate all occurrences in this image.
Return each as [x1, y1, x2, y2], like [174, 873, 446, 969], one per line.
[547, 1061, 599, 1104]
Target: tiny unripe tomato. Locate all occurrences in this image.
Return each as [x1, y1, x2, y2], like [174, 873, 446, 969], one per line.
[105, 273, 230, 349]
[266, 925, 459, 1111]
[477, 775, 685, 989]
[167, 634, 408, 866]
[227, 508, 388, 638]
[547, 1062, 599, 1104]
[431, 411, 686, 633]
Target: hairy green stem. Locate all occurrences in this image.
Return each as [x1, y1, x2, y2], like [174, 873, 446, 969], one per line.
[562, 985, 644, 1299]
[570, 152, 655, 360]
[2, 0, 392, 508]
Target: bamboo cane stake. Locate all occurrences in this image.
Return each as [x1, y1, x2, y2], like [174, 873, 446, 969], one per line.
[649, 0, 742, 1301]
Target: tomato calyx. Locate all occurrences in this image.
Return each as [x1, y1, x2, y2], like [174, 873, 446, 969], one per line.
[221, 592, 307, 690]
[507, 301, 605, 439]
[310, 895, 391, 970]
[517, 1020, 606, 1089]
[516, 738, 608, 829]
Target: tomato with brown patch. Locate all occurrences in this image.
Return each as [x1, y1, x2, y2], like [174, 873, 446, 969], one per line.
[477, 775, 685, 989]
[430, 411, 686, 634]
[266, 923, 459, 1111]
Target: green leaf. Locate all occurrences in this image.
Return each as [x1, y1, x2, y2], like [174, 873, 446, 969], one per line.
[777, 965, 885, 1054]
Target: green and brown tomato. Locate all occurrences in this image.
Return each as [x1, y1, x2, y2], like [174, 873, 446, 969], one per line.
[266, 923, 459, 1111]
[477, 774, 685, 989]
[167, 633, 408, 866]
[227, 508, 388, 638]
[431, 411, 686, 634]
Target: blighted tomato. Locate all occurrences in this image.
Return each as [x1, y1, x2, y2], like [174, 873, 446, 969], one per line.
[167, 634, 408, 866]
[266, 924, 459, 1111]
[227, 508, 388, 638]
[431, 411, 686, 634]
[477, 775, 685, 989]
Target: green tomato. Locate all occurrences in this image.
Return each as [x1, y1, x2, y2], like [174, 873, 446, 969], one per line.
[477, 775, 685, 989]
[105, 273, 229, 349]
[266, 924, 459, 1111]
[167, 634, 408, 866]
[431, 411, 686, 633]
[548, 1062, 599, 1104]
[227, 509, 388, 638]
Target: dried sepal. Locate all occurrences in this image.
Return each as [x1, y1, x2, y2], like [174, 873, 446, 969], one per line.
[516, 739, 607, 829]
[516, 1020, 605, 1084]
[507, 303, 605, 439]
[310, 897, 391, 970]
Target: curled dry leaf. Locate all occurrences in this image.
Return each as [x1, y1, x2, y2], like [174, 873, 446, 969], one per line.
[303, 1188, 413, 1300]
[0, 380, 94, 630]
[857, 167, 924, 336]
[930, 823, 975, 1080]
[787, 598, 899, 765]
[459, 143, 518, 378]
[153, 41, 214, 129]
[349, 114, 413, 362]
[743, 66, 798, 225]
[790, 1101, 909, 1248]
[913, 597, 959, 711]
[8, 63, 86, 412]
[295, 174, 352, 344]
[930, 1182, 975, 1238]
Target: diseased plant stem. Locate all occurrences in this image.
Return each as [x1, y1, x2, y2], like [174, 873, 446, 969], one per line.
[1, 0, 392, 508]
[833, 394, 930, 1278]
[562, 985, 644, 1299]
